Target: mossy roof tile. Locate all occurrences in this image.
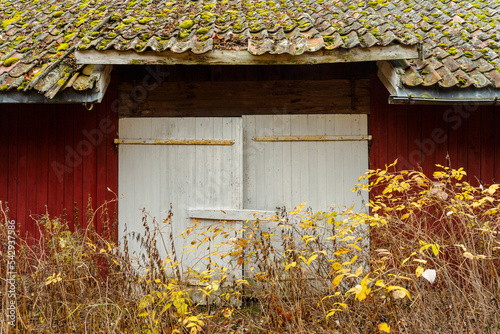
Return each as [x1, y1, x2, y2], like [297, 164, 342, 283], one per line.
[1, 0, 500, 97]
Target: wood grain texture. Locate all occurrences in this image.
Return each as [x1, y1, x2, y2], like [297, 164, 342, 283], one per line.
[118, 79, 370, 117]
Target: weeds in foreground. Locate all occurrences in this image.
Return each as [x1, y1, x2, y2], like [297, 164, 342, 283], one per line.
[0, 164, 499, 333]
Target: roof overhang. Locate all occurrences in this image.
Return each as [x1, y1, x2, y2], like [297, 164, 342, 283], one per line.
[377, 61, 500, 105]
[76, 44, 418, 66]
[0, 65, 113, 104]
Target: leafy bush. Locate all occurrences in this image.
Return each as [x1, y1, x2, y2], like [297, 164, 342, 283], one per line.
[1, 164, 499, 333]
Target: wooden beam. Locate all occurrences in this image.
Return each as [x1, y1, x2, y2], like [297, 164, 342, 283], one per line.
[189, 209, 278, 221]
[76, 45, 418, 66]
[114, 138, 235, 145]
[253, 135, 372, 142]
[377, 60, 404, 96]
[118, 79, 371, 116]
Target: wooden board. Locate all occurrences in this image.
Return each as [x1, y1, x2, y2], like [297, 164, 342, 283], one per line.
[118, 79, 370, 117]
[118, 117, 243, 270]
[243, 114, 369, 212]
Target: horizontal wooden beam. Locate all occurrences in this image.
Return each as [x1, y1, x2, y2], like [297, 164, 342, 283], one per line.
[76, 45, 418, 66]
[118, 79, 371, 117]
[189, 209, 278, 221]
[114, 138, 234, 145]
[253, 135, 372, 142]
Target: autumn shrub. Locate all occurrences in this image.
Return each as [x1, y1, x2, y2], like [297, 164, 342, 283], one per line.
[0, 164, 499, 333]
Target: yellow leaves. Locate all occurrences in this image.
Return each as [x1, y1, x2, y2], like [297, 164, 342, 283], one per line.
[387, 286, 411, 300]
[302, 235, 318, 245]
[334, 248, 350, 256]
[463, 252, 486, 260]
[379, 322, 390, 332]
[290, 202, 307, 215]
[415, 266, 424, 277]
[285, 261, 297, 271]
[332, 274, 344, 288]
[222, 308, 233, 318]
[45, 272, 62, 286]
[400, 213, 410, 220]
[325, 302, 347, 318]
[463, 251, 474, 260]
[419, 241, 440, 257]
[332, 262, 342, 272]
[484, 184, 499, 195]
[354, 265, 363, 276]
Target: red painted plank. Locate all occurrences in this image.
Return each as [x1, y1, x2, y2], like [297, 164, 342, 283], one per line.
[395, 104, 408, 170]
[54, 108, 66, 216]
[35, 105, 50, 240]
[7, 107, 18, 223]
[387, 103, 398, 168]
[445, 108, 459, 170]
[420, 106, 437, 177]
[495, 107, 500, 183]
[63, 105, 75, 229]
[47, 105, 60, 216]
[82, 106, 98, 229]
[406, 105, 422, 170]
[480, 107, 495, 185]
[25, 106, 39, 240]
[16, 107, 28, 238]
[433, 106, 449, 171]
[96, 100, 108, 235]
[455, 105, 469, 175]
[0, 107, 10, 205]
[73, 107, 84, 230]
[467, 109, 481, 186]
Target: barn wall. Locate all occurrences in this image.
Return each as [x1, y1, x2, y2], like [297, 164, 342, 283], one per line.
[0, 83, 118, 239]
[370, 75, 500, 185]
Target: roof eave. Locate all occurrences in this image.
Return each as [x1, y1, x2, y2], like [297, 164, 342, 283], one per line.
[75, 44, 419, 66]
[377, 60, 500, 105]
[0, 89, 105, 104]
[0, 65, 112, 104]
[388, 87, 500, 105]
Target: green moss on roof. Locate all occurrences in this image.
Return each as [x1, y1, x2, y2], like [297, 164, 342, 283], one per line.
[179, 19, 194, 29]
[52, 11, 64, 18]
[3, 57, 19, 67]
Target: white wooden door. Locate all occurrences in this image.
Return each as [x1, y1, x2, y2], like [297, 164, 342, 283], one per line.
[118, 115, 369, 272]
[243, 115, 368, 213]
[118, 118, 242, 268]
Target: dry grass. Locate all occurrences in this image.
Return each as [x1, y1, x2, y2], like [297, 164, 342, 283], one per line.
[1, 165, 499, 333]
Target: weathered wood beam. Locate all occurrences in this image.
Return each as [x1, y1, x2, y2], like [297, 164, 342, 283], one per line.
[76, 45, 418, 66]
[118, 79, 371, 116]
[376, 61, 404, 96]
[114, 138, 235, 145]
[253, 135, 372, 142]
[189, 209, 278, 221]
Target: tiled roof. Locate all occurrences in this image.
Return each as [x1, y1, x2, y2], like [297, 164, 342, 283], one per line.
[0, 0, 500, 98]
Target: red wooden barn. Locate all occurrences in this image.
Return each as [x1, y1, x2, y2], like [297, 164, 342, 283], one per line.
[1, 0, 499, 242]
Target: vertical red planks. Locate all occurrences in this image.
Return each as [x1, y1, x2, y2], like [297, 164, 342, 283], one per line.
[0, 107, 10, 205]
[467, 109, 481, 186]
[7, 107, 18, 224]
[82, 105, 98, 228]
[495, 106, 500, 183]
[63, 105, 75, 229]
[480, 107, 495, 184]
[370, 79, 496, 185]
